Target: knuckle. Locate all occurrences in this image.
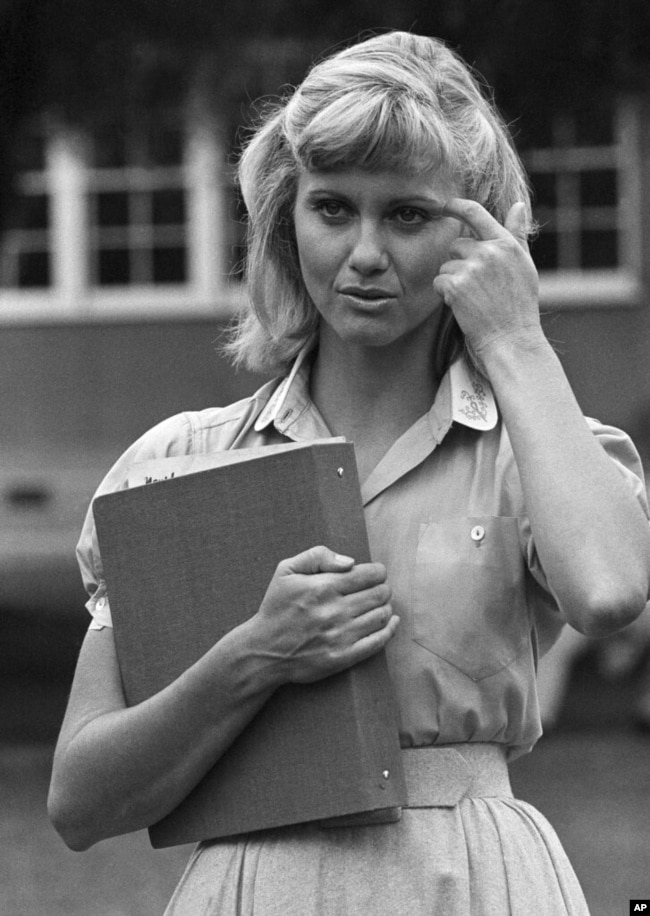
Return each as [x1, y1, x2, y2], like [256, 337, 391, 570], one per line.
[310, 578, 329, 599]
[369, 562, 387, 582]
[371, 583, 391, 606]
[375, 605, 392, 630]
[305, 545, 326, 566]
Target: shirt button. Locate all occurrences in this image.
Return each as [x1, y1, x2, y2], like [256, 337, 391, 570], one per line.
[470, 525, 486, 543]
[96, 597, 106, 609]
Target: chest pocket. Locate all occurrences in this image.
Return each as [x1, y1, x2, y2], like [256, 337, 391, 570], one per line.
[412, 516, 531, 681]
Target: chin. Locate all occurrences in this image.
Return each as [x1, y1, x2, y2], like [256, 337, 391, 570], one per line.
[336, 324, 403, 348]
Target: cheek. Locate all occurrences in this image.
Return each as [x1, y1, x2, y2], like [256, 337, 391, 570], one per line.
[404, 248, 447, 291]
[402, 225, 460, 283]
[296, 230, 339, 286]
[419, 227, 460, 282]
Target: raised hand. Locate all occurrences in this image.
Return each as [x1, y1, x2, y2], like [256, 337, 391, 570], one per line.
[433, 200, 541, 365]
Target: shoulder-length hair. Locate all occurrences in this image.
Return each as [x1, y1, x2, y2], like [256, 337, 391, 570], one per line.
[224, 30, 533, 376]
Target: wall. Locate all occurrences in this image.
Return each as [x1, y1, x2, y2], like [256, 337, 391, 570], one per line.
[2, 310, 648, 461]
[541, 304, 650, 449]
[1, 306, 647, 620]
[542, 93, 650, 461]
[0, 320, 264, 461]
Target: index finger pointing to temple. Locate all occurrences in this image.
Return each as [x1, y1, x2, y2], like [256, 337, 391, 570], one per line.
[441, 198, 511, 241]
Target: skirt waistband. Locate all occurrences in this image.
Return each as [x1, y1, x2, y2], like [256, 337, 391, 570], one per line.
[319, 743, 511, 829]
[402, 742, 512, 808]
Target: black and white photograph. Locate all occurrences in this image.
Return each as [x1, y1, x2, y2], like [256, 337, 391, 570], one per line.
[1, 2, 649, 914]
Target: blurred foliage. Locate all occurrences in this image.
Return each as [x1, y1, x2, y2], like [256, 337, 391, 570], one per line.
[0, 0, 649, 223]
[3, 0, 650, 127]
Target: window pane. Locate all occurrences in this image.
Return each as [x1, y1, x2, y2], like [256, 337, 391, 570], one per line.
[12, 125, 47, 172]
[146, 124, 184, 167]
[530, 173, 556, 209]
[519, 118, 554, 148]
[581, 230, 618, 269]
[574, 108, 614, 145]
[531, 231, 558, 271]
[25, 194, 49, 230]
[152, 189, 185, 225]
[98, 248, 131, 284]
[580, 170, 617, 208]
[91, 126, 128, 168]
[6, 194, 49, 232]
[96, 192, 130, 227]
[152, 246, 186, 283]
[17, 251, 50, 287]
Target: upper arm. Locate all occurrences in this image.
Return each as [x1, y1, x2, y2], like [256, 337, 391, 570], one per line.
[76, 412, 195, 629]
[56, 627, 126, 752]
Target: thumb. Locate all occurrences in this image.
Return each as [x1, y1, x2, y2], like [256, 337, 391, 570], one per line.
[504, 202, 529, 251]
[280, 545, 355, 576]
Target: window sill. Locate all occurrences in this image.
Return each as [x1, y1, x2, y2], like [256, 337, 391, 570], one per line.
[539, 270, 643, 309]
[0, 284, 247, 324]
[0, 272, 643, 323]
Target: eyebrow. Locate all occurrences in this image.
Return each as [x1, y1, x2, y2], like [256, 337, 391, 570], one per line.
[302, 188, 447, 210]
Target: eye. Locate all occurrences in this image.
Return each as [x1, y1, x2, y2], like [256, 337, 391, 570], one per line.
[393, 207, 427, 226]
[314, 199, 348, 220]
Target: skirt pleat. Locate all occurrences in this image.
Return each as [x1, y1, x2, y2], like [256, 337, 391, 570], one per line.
[164, 798, 590, 916]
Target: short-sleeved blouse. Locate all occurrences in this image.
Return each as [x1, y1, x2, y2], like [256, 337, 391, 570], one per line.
[76, 351, 649, 760]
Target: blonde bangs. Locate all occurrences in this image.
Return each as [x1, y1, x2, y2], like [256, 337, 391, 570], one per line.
[291, 88, 454, 176]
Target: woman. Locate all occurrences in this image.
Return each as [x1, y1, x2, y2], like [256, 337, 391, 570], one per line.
[49, 31, 650, 914]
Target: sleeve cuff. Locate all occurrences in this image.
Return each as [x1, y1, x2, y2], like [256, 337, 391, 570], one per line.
[86, 584, 113, 629]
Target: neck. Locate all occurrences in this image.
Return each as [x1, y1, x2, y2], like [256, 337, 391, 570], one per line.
[310, 330, 440, 447]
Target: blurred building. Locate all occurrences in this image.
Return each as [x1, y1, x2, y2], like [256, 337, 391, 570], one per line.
[0, 107, 258, 616]
[1, 68, 650, 619]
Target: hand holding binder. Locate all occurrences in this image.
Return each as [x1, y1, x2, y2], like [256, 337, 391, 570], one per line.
[253, 544, 395, 684]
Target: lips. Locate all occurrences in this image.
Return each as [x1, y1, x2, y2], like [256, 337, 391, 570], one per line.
[338, 286, 397, 300]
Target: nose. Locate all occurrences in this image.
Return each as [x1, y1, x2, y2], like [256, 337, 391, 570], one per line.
[348, 221, 390, 274]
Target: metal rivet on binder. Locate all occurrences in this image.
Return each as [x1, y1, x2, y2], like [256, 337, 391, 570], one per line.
[337, 467, 344, 477]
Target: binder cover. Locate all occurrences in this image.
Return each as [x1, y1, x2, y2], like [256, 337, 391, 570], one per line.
[92, 440, 406, 847]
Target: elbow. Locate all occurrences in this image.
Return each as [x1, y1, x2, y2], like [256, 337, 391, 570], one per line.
[47, 780, 102, 852]
[561, 579, 649, 638]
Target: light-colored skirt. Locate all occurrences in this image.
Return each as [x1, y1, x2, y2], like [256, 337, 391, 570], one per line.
[164, 796, 590, 915]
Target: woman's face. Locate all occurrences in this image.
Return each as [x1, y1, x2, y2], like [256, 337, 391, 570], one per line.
[293, 166, 463, 351]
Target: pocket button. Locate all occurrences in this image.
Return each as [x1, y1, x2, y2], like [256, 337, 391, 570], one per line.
[470, 525, 486, 543]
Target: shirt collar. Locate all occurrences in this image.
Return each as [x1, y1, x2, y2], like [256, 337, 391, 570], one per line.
[448, 357, 498, 431]
[254, 346, 498, 436]
[253, 345, 315, 435]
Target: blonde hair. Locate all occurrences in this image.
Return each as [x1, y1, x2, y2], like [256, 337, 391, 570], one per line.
[225, 30, 532, 375]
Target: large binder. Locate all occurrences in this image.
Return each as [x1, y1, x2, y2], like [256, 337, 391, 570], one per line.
[92, 439, 406, 847]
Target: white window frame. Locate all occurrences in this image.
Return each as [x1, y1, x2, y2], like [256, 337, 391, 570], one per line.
[2, 97, 643, 322]
[0, 122, 246, 324]
[525, 98, 643, 309]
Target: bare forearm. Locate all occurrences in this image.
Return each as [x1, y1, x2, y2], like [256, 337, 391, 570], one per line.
[481, 330, 650, 634]
[50, 549, 397, 850]
[49, 622, 278, 849]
